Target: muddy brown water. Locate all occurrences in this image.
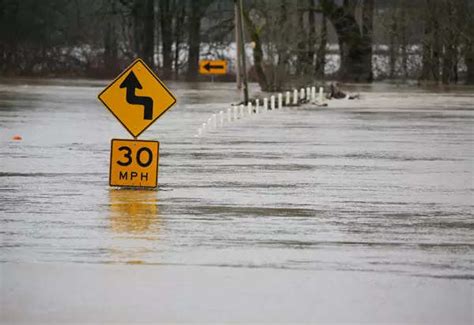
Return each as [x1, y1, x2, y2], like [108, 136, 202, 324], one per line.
[0, 79, 472, 322]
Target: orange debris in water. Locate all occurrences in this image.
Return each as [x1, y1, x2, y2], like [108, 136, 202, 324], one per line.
[12, 135, 22, 140]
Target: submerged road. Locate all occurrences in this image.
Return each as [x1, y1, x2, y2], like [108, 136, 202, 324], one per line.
[0, 80, 473, 322]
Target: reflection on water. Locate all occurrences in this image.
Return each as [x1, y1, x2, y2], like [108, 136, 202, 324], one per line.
[108, 189, 160, 234]
[107, 189, 161, 264]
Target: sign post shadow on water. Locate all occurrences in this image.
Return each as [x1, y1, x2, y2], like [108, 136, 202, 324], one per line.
[98, 58, 176, 189]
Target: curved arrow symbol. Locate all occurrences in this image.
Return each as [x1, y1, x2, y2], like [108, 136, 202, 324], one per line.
[120, 71, 153, 120]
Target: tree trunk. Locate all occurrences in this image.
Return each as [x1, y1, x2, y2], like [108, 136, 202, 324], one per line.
[361, 0, 374, 81]
[132, 0, 145, 59]
[463, 0, 474, 84]
[275, 0, 289, 90]
[244, 10, 269, 91]
[420, 0, 441, 83]
[307, 0, 315, 71]
[420, 0, 432, 81]
[466, 46, 474, 84]
[320, 0, 373, 82]
[186, 0, 201, 81]
[399, 3, 408, 80]
[431, 11, 440, 82]
[388, 10, 397, 78]
[441, 2, 457, 85]
[104, 21, 119, 76]
[296, 0, 307, 76]
[143, 0, 154, 68]
[315, 12, 327, 80]
[235, 1, 241, 88]
[174, 2, 185, 79]
[442, 0, 464, 85]
[159, 0, 173, 79]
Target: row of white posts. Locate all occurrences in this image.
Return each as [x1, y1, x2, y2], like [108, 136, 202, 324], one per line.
[196, 86, 325, 137]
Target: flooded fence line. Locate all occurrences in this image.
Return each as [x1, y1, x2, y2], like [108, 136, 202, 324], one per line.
[195, 85, 327, 137]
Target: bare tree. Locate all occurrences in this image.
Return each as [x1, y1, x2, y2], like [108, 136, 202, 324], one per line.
[315, 10, 327, 80]
[320, 0, 373, 82]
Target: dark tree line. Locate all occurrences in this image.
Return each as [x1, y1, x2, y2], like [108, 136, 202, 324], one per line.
[0, 0, 473, 87]
[0, 0, 222, 79]
[418, 0, 473, 84]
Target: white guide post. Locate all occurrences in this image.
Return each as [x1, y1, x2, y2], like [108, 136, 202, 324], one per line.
[212, 114, 217, 128]
[219, 111, 224, 126]
[233, 106, 238, 120]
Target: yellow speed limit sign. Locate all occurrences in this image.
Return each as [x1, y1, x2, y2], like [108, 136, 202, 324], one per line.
[109, 139, 159, 188]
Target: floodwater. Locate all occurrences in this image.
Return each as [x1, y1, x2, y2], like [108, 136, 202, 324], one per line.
[0, 79, 473, 323]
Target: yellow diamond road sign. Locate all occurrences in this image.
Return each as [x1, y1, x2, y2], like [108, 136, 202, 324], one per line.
[98, 59, 176, 138]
